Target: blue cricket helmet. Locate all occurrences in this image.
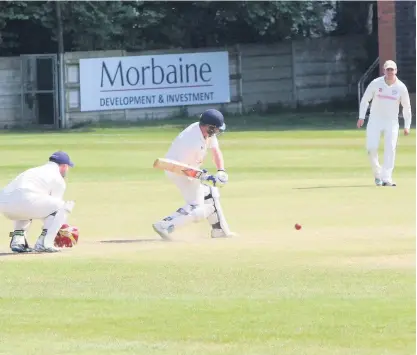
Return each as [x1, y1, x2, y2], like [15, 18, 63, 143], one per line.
[199, 109, 226, 132]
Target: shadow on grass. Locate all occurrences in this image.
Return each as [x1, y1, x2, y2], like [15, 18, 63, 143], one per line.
[0, 111, 362, 134]
[0, 251, 44, 257]
[293, 185, 372, 190]
[3, 110, 413, 135]
[76, 111, 361, 133]
[100, 238, 166, 244]
[0, 252, 15, 257]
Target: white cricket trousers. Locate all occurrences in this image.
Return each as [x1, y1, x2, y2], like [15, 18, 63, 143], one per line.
[166, 171, 207, 207]
[0, 189, 64, 230]
[366, 118, 399, 183]
[162, 171, 215, 230]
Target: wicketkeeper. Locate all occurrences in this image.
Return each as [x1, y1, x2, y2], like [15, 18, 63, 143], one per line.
[152, 109, 235, 240]
[0, 151, 76, 253]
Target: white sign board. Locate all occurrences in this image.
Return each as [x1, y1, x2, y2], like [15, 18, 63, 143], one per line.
[79, 51, 230, 112]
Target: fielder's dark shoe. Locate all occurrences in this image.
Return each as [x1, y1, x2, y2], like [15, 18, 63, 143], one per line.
[382, 181, 396, 187]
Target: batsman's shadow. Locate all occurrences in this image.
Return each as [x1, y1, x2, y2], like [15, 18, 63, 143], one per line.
[293, 185, 371, 190]
[100, 238, 167, 244]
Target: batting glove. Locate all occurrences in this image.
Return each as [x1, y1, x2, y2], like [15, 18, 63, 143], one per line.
[216, 170, 228, 185]
[199, 168, 209, 181]
[202, 174, 218, 187]
[199, 169, 211, 183]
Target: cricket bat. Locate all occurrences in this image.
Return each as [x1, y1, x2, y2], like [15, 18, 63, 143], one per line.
[153, 158, 204, 179]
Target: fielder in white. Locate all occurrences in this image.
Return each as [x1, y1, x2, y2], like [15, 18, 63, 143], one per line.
[358, 60, 412, 186]
[0, 151, 76, 253]
[152, 109, 235, 240]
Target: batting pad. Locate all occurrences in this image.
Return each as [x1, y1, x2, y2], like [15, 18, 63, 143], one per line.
[207, 186, 231, 235]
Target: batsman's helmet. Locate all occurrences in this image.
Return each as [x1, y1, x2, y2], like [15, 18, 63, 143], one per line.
[199, 109, 226, 136]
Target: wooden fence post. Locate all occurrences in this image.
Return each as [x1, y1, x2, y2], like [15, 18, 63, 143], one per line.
[235, 44, 243, 115]
[291, 40, 298, 108]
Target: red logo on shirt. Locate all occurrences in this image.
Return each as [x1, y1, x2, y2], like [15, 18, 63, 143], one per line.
[377, 94, 397, 101]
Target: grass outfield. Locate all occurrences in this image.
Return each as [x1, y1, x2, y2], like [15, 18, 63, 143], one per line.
[0, 115, 415, 355]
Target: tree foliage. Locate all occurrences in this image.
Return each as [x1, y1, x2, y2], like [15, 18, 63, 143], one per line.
[330, 1, 378, 71]
[0, 1, 373, 55]
[331, 1, 377, 36]
[136, 1, 334, 49]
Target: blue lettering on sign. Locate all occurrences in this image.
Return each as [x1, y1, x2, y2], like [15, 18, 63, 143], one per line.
[100, 95, 156, 107]
[99, 92, 214, 107]
[100, 58, 213, 89]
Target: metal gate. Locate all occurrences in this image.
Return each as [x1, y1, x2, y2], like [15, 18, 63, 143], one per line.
[20, 54, 59, 128]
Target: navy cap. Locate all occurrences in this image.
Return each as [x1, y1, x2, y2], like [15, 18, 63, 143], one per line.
[49, 151, 74, 167]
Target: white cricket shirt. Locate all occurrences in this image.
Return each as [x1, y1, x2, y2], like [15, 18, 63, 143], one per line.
[165, 122, 219, 168]
[359, 76, 412, 128]
[1, 162, 66, 199]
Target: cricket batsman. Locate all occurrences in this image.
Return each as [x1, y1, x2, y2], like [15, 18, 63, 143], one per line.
[152, 109, 235, 240]
[0, 151, 76, 253]
[358, 60, 412, 186]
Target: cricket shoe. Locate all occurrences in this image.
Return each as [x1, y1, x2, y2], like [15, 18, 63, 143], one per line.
[382, 181, 397, 187]
[152, 222, 174, 241]
[210, 228, 237, 238]
[34, 244, 60, 253]
[10, 243, 33, 253]
[374, 178, 383, 186]
[9, 231, 33, 253]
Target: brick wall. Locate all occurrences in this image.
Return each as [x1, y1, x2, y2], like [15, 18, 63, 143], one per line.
[377, 0, 396, 74]
[377, 0, 415, 115]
